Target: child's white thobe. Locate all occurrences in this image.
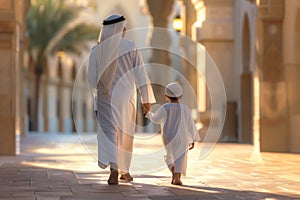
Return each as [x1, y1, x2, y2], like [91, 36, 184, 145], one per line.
[146, 103, 200, 175]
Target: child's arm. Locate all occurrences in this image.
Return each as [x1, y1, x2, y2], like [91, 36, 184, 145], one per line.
[145, 106, 166, 124]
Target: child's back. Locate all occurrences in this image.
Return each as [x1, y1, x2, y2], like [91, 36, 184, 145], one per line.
[161, 103, 197, 148]
[145, 82, 200, 185]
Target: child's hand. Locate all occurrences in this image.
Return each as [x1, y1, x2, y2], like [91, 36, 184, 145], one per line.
[142, 103, 152, 114]
[188, 143, 194, 150]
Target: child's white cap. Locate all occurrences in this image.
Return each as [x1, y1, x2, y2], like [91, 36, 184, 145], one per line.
[165, 83, 183, 98]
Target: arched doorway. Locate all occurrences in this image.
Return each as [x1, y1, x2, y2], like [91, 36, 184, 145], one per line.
[240, 14, 253, 143]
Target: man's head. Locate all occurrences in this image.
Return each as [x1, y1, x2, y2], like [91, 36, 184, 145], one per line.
[102, 14, 125, 25]
[98, 14, 126, 43]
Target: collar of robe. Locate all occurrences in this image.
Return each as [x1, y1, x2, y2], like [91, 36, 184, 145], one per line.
[102, 16, 126, 25]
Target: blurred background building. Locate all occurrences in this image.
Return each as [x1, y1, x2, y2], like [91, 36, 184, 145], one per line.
[0, 0, 299, 155]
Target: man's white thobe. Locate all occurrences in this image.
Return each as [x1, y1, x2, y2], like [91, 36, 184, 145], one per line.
[88, 38, 156, 173]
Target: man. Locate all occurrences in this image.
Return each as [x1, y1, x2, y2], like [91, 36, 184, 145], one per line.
[88, 14, 155, 185]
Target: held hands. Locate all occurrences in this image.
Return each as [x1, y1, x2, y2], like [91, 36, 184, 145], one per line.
[188, 143, 195, 150]
[142, 103, 152, 114]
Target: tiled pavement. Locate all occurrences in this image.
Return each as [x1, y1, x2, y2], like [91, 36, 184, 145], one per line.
[0, 133, 300, 200]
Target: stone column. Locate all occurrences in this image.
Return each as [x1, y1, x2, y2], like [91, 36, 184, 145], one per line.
[57, 57, 77, 133]
[284, 0, 300, 153]
[179, 0, 198, 109]
[182, 0, 196, 37]
[57, 56, 64, 132]
[257, 0, 289, 152]
[63, 60, 76, 132]
[146, 0, 174, 103]
[192, 0, 236, 141]
[137, 0, 174, 133]
[0, 0, 29, 155]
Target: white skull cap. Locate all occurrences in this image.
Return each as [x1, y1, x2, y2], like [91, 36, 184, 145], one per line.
[165, 83, 183, 98]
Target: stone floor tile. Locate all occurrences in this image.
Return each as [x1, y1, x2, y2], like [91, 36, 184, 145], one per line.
[0, 198, 35, 200]
[36, 197, 61, 200]
[1, 133, 300, 200]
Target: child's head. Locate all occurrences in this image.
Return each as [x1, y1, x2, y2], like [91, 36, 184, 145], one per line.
[165, 82, 183, 102]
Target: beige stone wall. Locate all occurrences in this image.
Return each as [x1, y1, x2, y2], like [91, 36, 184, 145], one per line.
[0, 0, 29, 155]
[257, 0, 290, 152]
[256, 0, 300, 153]
[284, 0, 300, 153]
[192, 0, 238, 141]
[0, 31, 16, 155]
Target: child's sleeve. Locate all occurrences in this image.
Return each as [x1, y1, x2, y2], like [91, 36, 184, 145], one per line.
[145, 106, 166, 124]
[186, 108, 201, 143]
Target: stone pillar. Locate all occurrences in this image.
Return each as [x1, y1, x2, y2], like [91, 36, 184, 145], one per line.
[283, 0, 300, 153]
[57, 56, 64, 132]
[182, 0, 196, 37]
[257, 0, 289, 152]
[136, 0, 174, 132]
[146, 0, 174, 103]
[192, 0, 236, 141]
[179, 0, 198, 108]
[0, 0, 29, 155]
[55, 54, 75, 133]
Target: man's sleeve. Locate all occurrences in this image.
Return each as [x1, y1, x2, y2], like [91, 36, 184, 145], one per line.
[133, 48, 156, 104]
[87, 50, 98, 111]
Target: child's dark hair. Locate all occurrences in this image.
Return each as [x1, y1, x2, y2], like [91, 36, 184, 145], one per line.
[166, 96, 179, 101]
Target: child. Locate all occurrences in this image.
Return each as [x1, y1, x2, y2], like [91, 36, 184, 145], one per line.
[145, 82, 200, 185]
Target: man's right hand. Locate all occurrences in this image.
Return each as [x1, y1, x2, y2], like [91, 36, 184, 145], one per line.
[142, 103, 152, 114]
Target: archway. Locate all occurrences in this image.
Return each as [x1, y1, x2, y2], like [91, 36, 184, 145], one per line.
[240, 14, 253, 143]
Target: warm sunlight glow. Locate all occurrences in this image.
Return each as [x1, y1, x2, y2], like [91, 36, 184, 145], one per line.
[197, 45, 206, 112]
[256, 0, 260, 6]
[253, 74, 260, 154]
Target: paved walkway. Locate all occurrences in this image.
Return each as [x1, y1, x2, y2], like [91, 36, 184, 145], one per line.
[0, 132, 300, 200]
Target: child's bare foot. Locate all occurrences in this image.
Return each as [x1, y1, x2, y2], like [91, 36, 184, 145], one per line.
[174, 173, 182, 185]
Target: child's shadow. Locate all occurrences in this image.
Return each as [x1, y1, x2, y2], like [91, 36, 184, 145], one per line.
[130, 175, 299, 200]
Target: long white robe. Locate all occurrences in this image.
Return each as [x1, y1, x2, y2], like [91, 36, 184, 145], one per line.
[146, 103, 200, 175]
[88, 38, 156, 173]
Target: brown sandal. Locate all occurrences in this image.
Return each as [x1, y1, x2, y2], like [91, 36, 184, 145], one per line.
[120, 173, 133, 182]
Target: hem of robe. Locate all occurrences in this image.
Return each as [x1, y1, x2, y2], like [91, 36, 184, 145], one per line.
[120, 170, 130, 175]
[167, 164, 186, 176]
[98, 161, 108, 169]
